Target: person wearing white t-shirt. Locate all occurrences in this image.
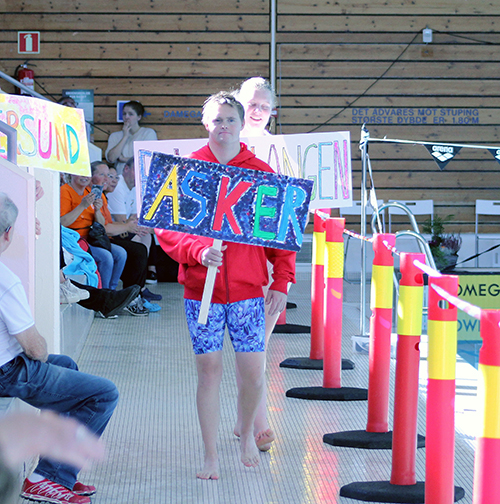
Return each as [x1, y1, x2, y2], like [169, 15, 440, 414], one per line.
[105, 101, 157, 175]
[106, 157, 161, 291]
[0, 193, 118, 504]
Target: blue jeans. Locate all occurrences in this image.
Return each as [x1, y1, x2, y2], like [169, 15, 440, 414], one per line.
[88, 243, 126, 290]
[0, 353, 119, 489]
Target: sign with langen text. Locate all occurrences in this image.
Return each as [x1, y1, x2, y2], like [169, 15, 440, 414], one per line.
[0, 94, 90, 175]
[138, 153, 313, 251]
[134, 131, 352, 210]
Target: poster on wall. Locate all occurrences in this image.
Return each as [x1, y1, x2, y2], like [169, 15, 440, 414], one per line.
[138, 153, 313, 251]
[134, 131, 352, 212]
[0, 94, 90, 175]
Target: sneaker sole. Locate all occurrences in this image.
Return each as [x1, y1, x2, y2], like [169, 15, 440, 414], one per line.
[145, 279, 158, 284]
[21, 493, 84, 504]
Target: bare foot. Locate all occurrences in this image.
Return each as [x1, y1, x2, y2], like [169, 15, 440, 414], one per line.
[233, 425, 241, 438]
[240, 433, 260, 467]
[196, 455, 219, 480]
[255, 429, 275, 452]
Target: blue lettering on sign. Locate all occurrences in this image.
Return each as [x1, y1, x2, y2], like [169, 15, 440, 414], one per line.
[164, 110, 203, 119]
[178, 171, 208, 228]
[457, 318, 479, 332]
[351, 108, 480, 125]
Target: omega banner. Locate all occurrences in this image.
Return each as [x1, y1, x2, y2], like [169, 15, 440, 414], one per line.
[457, 273, 500, 340]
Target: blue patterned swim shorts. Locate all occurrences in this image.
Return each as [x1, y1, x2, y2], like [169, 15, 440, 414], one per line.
[184, 298, 265, 355]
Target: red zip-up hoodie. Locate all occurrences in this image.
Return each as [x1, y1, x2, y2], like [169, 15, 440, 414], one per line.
[155, 143, 296, 304]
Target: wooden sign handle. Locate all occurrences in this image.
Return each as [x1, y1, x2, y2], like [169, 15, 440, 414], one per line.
[197, 239, 222, 325]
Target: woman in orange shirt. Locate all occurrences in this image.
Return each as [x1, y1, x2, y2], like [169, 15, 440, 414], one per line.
[60, 174, 127, 290]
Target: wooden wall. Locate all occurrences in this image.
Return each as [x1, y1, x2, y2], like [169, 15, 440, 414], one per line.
[1, 0, 500, 232]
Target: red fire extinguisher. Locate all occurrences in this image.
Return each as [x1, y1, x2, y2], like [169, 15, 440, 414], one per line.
[15, 62, 35, 95]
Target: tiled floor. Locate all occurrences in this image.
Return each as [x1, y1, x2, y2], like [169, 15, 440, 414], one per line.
[63, 272, 477, 503]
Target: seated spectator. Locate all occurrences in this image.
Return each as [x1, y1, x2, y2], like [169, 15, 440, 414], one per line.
[0, 192, 119, 504]
[105, 100, 157, 175]
[60, 173, 126, 291]
[105, 157, 161, 299]
[90, 161, 158, 314]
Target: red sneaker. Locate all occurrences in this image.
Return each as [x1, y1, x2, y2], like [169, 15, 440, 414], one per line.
[73, 481, 96, 496]
[21, 478, 91, 503]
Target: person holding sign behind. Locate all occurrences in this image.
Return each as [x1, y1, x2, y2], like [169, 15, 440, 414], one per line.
[105, 101, 157, 175]
[156, 92, 295, 479]
[234, 77, 291, 449]
[237, 76, 275, 137]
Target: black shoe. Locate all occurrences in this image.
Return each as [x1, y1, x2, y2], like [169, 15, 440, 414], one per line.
[286, 302, 297, 310]
[142, 287, 162, 301]
[145, 270, 158, 284]
[101, 285, 141, 318]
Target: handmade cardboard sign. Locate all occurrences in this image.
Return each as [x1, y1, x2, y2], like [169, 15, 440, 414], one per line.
[134, 131, 352, 210]
[0, 94, 90, 175]
[138, 152, 313, 252]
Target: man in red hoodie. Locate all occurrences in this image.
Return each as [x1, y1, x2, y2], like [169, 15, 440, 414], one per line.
[156, 92, 295, 480]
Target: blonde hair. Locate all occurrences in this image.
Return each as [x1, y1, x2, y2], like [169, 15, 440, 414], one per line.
[237, 77, 276, 108]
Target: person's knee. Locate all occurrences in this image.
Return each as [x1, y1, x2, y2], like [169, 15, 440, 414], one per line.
[237, 353, 265, 386]
[197, 355, 223, 383]
[96, 378, 119, 412]
[112, 245, 127, 264]
[96, 249, 113, 269]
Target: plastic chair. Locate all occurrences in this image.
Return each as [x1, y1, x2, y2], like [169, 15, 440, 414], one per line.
[475, 200, 500, 267]
[388, 199, 433, 233]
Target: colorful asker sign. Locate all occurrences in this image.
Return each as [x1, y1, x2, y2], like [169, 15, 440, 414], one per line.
[139, 153, 313, 252]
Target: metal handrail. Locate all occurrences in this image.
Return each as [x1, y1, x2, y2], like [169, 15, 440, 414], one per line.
[370, 201, 437, 270]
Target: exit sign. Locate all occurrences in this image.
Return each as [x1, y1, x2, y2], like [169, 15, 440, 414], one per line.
[18, 32, 40, 54]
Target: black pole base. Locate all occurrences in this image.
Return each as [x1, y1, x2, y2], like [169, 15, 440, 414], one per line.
[273, 323, 311, 334]
[279, 357, 355, 371]
[340, 481, 464, 503]
[286, 386, 368, 401]
[323, 430, 426, 450]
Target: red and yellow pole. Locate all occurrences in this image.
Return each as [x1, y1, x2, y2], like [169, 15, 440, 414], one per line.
[310, 211, 327, 360]
[366, 233, 396, 433]
[390, 252, 425, 486]
[323, 217, 345, 389]
[426, 275, 459, 504]
[473, 309, 500, 504]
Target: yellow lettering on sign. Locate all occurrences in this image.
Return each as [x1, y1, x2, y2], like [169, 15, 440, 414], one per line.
[144, 165, 179, 224]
